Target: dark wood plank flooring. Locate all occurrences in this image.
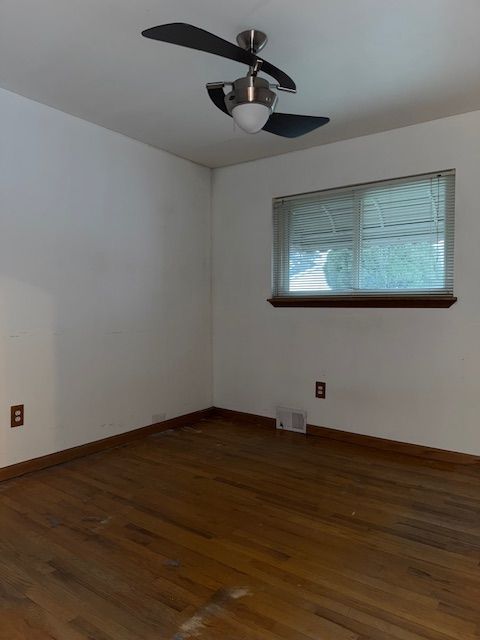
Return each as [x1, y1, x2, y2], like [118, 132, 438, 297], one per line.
[0, 415, 479, 639]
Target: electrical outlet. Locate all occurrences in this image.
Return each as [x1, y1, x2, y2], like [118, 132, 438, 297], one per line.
[11, 404, 24, 428]
[315, 381, 326, 399]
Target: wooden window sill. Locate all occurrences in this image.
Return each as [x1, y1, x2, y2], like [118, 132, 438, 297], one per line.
[267, 295, 457, 308]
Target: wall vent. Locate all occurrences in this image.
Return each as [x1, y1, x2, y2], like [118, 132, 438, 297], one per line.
[276, 407, 307, 434]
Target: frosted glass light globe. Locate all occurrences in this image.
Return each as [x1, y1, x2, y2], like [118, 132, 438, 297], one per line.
[232, 103, 271, 133]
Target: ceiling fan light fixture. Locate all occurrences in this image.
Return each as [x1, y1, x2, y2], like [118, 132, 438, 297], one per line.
[142, 23, 330, 138]
[232, 102, 271, 133]
[224, 76, 277, 134]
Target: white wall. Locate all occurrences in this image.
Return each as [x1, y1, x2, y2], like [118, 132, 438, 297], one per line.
[0, 88, 212, 468]
[4, 87, 479, 467]
[212, 110, 480, 455]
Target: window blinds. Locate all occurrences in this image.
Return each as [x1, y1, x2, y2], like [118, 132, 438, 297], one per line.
[272, 170, 455, 298]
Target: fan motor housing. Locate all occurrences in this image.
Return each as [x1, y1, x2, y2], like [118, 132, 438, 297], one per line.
[224, 76, 277, 115]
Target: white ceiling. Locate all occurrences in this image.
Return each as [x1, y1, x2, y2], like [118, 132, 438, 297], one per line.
[2, 0, 480, 168]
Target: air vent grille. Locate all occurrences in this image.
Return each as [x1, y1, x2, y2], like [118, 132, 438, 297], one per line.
[276, 407, 307, 434]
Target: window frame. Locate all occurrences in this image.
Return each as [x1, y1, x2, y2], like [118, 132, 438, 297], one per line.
[269, 170, 457, 308]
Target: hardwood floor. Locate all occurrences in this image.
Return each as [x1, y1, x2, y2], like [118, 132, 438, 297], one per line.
[0, 415, 479, 640]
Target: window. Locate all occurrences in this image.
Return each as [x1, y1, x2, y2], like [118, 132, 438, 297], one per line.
[270, 170, 456, 307]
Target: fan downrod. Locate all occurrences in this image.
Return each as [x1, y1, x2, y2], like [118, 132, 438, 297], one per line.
[236, 29, 268, 54]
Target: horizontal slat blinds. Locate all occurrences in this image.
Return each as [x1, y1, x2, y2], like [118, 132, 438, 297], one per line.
[272, 171, 455, 298]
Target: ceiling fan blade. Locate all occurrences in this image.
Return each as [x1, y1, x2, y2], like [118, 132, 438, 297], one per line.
[142, 23, 251, 64]
[206, 86, 229, 116]
[142, 23, 296, 91]
[262, 113, 330, 137]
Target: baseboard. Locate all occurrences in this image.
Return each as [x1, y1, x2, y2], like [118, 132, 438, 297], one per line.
[211, 407, 480, 465]
[0, 407, 215, 482]
[2, 404, 477, 482]
[211, 407, 275, 429]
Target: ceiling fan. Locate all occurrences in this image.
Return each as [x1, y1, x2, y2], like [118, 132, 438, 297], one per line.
[141, 23, 330, 137]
